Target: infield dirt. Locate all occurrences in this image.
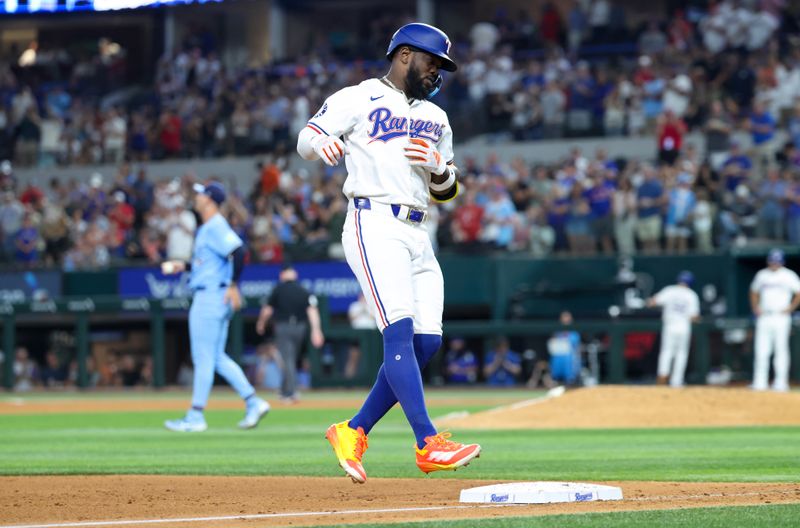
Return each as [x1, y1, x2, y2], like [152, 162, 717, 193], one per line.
[3, 476, 800, 528]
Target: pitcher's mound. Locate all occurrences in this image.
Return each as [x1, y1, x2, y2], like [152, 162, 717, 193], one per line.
[437, 386, 800, 429]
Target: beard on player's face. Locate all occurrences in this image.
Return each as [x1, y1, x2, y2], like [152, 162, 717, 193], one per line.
[405, 56, 436, 100]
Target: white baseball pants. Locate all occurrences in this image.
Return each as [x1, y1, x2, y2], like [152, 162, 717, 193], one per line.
[342, 207, 443, 335]
[657, 326, 691, 387]
[753, 314, 791, 391]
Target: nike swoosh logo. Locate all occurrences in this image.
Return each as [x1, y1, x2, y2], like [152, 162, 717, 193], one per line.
[370, 95, 384, 101]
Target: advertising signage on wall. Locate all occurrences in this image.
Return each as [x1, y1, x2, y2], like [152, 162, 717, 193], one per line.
[1, 0, 223, 15]
[0, 270, 62, 303]
[118, 262, 362, 314]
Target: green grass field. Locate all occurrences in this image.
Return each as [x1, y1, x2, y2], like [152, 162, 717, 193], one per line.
[1, 389, 799, 527]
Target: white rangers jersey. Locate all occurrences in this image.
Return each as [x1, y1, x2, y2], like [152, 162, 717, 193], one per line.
[305, 77, 453, 209]
[751, 267, 800, 314]
[653, 285, 700, 333]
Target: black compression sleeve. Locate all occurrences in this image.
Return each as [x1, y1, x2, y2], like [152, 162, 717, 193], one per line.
[230, 246, 245, 284]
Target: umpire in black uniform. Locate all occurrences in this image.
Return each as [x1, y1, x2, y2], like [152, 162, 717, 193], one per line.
[256, 265, 325, 402]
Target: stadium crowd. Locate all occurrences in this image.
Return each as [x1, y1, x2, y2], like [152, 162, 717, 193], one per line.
[1, 1, 800, 268]
[1, 1, 798, 163]
[3, 133, 800, 269]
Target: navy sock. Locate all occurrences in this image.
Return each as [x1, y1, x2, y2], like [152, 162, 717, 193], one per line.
[350, 319, 442, 447]
[350, 333, 442, 435]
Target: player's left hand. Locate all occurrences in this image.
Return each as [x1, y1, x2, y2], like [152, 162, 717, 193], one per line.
[311, 329, 325, 348]
[404, 138, 446, 175]
[224, 285, 243, 311]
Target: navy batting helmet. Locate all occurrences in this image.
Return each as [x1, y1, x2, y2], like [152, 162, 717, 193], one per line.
[386, 23, 457, 72]
[677, 271, 694, 285]
[768, 248, 785, 265]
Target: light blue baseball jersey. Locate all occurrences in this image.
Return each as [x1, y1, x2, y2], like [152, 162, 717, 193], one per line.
[189, 213, 243, 290]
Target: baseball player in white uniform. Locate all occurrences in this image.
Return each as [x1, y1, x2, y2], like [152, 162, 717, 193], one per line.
[297, 23, 480, 484]
[749, 249, 800, 391]
[647, 271, 701, 387]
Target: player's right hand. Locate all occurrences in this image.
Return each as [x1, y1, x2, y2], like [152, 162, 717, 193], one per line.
[161, 260, 185, 275]
[311, 135, 345, 166]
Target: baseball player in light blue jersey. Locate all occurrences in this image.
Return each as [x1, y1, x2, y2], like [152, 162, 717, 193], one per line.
[162, 181, 270, 432]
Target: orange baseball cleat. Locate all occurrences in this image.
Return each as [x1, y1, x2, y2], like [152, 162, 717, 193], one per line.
[415, 432, 481, 474]
[325, 421, 369, 484]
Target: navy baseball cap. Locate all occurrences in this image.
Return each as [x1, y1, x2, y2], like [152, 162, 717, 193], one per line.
[193, 181, 226, 204]
[768, 248, 785, 265]
[677, 271, 694, 285]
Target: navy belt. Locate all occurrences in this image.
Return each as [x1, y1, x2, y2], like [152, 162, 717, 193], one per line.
[352, 197, 426, 224]
[194, 283, 229, 291]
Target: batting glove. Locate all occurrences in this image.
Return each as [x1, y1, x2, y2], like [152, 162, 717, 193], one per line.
[311, 135, 345, 166]
[404, 138, 446, 175]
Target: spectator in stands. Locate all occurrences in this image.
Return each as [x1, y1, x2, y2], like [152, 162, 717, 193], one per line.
[747, 100, 777, 172]
[102, 108, 127, 164]
[656, 110, 687, 166]
[787, 172, 800, 244]
[483, 337, 522, 386]
[40, 197, 70, 265]
[444, 337, 478, 384]
[451, 188, 484, 250]
[231, 101, 251, 156]
[586, 167, 615, 253]
[469, 19, 500, 55]
[482, 184, 515, 249]
[565, 191, 595, 255]
[638, 21, 668, 56]
[693, 188, 715, 254]
[40, 350, 67, 388]
[722, 142, 753, 198]
[588, 0, 611, 44]
[158, 109, 182, 158]
[613, 175, 637, 255]
[526, 204, 555, 257]
[1, 191, 24, 261]
[14, 212, 40, 266]
[13, 347, 36, 392]
[15, 107, 41, 167]
[756, 167, 787, 241]
[788, 105, 800, 151]
[665, 172, 696, 254]
[636, 165, 664, 254]
[718, 184, 758, 248]
[662, 67, 692, 118]
[547, 311, 581, 386]
[67, 356, 100, 388]
[541, 79, 566, 138]
[566, 1, 588, 54]
[603, 87, 625, 136]
[165, 188, 195, 262]
[705, 100, 734, 168]
[108, 191, 135, 258]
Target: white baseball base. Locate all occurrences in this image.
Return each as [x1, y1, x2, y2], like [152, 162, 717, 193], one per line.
[459, 482, 623, 504]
